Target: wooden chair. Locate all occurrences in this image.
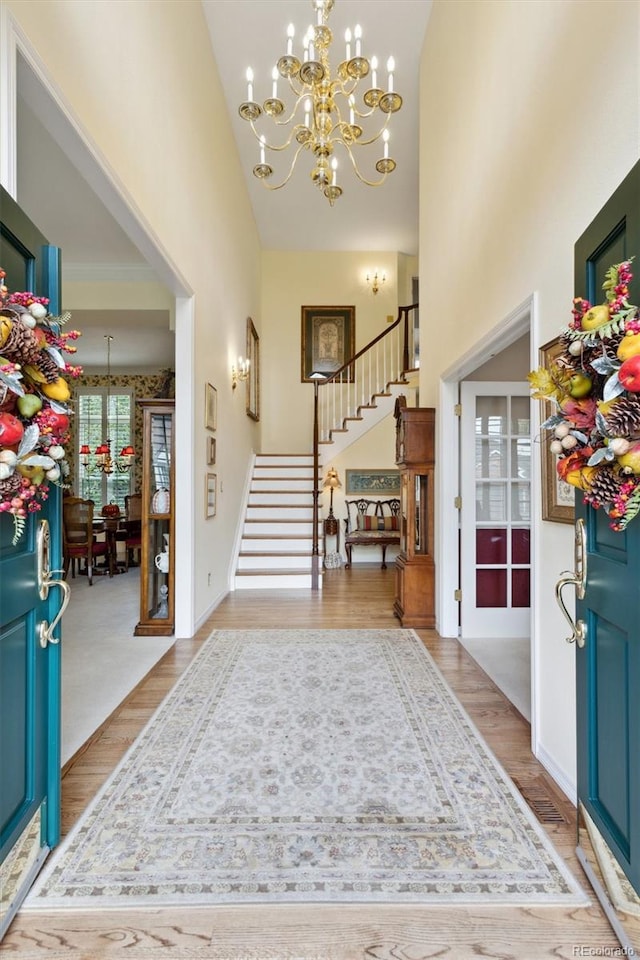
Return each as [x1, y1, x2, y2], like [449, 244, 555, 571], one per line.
[62, 497, 110, 586]
[122, 493, 142, 570]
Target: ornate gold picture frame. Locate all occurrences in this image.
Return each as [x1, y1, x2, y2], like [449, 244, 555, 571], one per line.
[539, 337, 574, 524]
[246, 317, 260, 421]
[301, 305, 355, 382]
[205, 383, 217, 431]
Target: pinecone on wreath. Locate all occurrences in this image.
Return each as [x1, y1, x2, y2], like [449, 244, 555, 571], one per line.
[588, 467, 624, 507]
[2, 312, 45, 365]
[0, 472, 23, 500]
[605, 395, 640, 437]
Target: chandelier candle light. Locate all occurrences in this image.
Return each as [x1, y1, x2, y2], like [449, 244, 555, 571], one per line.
[79, 335, 135, 475]
[238, 0, 402, 205]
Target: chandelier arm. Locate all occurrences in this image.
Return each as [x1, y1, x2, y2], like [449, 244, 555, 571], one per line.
[349, 101, 377, 121]
[343, 110, 391, 147]
[256, 142, 309, 191]
[346, 126, 390, 148]
[248, 120, 302, 152]
[272, 90, 309, 127]
[340, 143, 390, 188]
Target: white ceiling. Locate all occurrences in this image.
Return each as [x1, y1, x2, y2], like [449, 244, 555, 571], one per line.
[13, 0, 431, 368]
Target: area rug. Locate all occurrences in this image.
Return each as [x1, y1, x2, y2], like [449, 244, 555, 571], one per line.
[25, 629, 589, 908]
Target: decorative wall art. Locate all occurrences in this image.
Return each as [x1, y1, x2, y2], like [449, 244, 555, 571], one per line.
[246, 317, 260, 421]
[301, 305, 355, 382]
[346, 469, 401, 495]
[207, 437, 216, 465]
[205, 383, 217, 431]
[205, 473, 217, 519]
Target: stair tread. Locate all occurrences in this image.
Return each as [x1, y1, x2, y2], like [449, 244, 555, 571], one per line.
[244, 518, 320, 523]
[240, 550, 312, 557]
[236, 568, 315, 573]
[242, 534, 314, 539]
[248, 503, 314, 508]
[251, 488, 316, 493]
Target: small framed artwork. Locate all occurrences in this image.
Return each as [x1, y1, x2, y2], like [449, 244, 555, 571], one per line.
[539, 337, 574, 524]
[246, 316, 260, 421]
[205, 383, 217, 431]
[346, 469, 401, 495]
[301, 305, 355, 382]
[205, 472, 217, 519]
[207, 436, 216, 465]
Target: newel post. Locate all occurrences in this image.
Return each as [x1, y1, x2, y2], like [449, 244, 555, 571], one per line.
[310, 372, 325, 590]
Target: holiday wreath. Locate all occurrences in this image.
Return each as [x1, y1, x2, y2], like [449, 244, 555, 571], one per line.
[529, 258, 640, 530]
[0, 268, 82, 543]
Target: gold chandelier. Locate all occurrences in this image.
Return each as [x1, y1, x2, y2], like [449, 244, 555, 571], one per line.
[79, 335, 135, 475]
[238, 0, 402, 205]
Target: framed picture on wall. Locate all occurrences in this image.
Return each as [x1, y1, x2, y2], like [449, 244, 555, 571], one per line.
[246, 316, 260, 421]
[205, 473, 217, 519]
[539, 337, 574, 524]
[301, 305, 355, 382]
[205, 383, 217, 431]
[207, 436, 216, 465]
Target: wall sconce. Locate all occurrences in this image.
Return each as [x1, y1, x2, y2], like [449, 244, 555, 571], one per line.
[232, 356, 250, 389]
[366, 271, 386, 295]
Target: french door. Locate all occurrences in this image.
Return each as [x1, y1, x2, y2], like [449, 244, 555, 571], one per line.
[460, 382, 531, 638]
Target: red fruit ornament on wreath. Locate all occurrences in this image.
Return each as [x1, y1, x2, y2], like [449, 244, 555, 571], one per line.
[529, 258, 640, 530]
[0, 268, 82, 543]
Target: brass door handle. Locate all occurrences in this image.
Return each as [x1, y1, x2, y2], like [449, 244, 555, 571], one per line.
[36, 519, 71, 648]
[554, 518, 587, 648]
[573, 517, 587, 599]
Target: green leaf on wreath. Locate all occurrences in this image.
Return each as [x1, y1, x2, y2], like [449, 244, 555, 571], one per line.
[619, 485, 640, 530]
[11, 514, 26, 546]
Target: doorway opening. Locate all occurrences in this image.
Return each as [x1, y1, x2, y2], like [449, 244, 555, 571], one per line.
[437, 297, 537, 733]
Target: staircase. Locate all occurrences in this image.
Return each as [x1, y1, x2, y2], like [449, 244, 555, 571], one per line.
[234, 305, 419, 590]
[319, 381, 412, 458]
[234, 454, 322, 589]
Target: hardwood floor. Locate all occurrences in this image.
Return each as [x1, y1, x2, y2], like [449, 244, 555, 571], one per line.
[5, 568, 619, 959]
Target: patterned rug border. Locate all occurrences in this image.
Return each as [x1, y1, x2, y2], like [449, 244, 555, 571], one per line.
[25, 628, 590, 910]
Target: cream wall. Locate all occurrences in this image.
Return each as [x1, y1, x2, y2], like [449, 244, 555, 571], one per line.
[5, 0, 262, 629]
[261, 250, 404, 451]
[419, 0, 640, 789]
[62, 281, 173, 313]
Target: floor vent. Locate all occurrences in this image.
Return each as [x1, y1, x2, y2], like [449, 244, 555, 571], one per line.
[512, 776, 569, 824]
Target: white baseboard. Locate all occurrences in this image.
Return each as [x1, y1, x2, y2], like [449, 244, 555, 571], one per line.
[194, 589, 228, 633]
[534, 743, 577, 805]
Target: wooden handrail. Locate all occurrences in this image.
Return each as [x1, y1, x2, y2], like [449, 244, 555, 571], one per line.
[311, 303, 418, 587]
[320, 304, 418, 386]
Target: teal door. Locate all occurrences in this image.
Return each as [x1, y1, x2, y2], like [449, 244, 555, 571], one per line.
[0, 188, 66, 936]
[575, 161, 640, 896]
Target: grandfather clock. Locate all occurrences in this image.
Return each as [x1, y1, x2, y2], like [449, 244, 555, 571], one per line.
[394, 405, 435, 628]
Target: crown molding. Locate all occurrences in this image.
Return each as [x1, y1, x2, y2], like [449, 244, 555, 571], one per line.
[62, 262, 158, 283]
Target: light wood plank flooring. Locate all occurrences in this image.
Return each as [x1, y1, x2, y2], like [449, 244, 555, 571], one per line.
[6, 568, 619, 959]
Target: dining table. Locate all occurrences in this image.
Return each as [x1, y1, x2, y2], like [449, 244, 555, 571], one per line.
[93, 516, 126, 577]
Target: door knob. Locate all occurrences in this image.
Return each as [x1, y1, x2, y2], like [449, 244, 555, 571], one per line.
[36, 519, 71, 649]
[554, 518, 587, 648]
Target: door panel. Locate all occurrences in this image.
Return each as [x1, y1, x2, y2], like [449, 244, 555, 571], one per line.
[461, 382, 531, 638]
[0, 186, 63, 937]
[575, 160, 640, 897]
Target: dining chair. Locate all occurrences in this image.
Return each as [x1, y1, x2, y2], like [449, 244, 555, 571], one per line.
[62, 497, 110, 586]
[122, 493, 142, 570]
